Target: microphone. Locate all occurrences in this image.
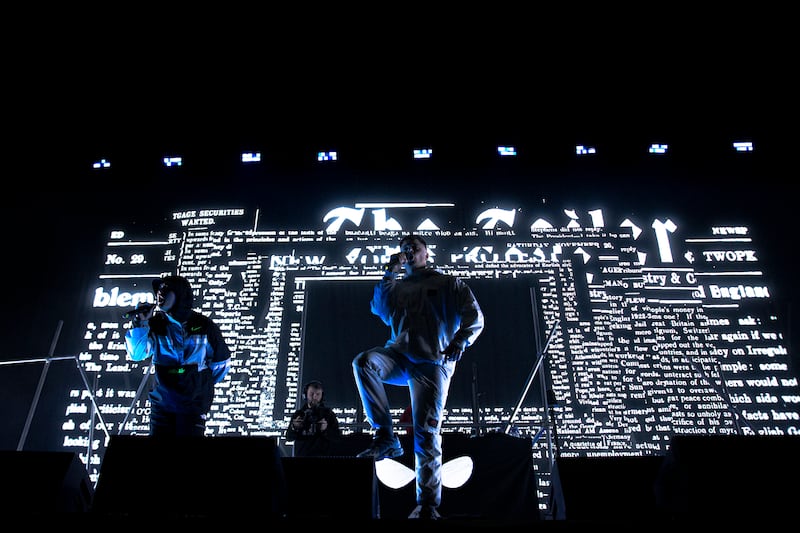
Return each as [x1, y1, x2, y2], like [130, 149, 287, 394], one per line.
[404, 250, 414, 262]
[384, 253, 401, 271]
[121, 303, 155, 320]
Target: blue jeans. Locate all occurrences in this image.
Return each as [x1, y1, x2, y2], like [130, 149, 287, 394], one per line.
[353, 346, 455, 507]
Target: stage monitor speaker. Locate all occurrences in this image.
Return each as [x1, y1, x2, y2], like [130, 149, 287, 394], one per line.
[554, 455, 664, 521]
[92, 435, 285, 518]
[655, 435, 800, 521]
[0, 450, 94, 514]
[281, 456, 378, 520]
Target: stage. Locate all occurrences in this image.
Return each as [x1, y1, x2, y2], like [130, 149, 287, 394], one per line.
[2, 433, 798, 525]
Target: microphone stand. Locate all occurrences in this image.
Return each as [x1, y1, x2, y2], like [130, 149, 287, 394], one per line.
[503, 318, 561, 437]
[471, 361, 481, 436]
[502, 285, 562, 520]
[9, 320, 110, 455]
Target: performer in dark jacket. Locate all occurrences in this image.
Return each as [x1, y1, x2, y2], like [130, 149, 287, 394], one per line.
[286, 380, 342, 457]
[125, 275, 231, 437]
[353, 234, 484, 520]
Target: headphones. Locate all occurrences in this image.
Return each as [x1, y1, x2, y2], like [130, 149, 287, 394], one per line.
[302, 380, 324, 399]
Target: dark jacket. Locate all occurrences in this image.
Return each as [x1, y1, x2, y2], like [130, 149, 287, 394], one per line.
[372, 267, 484, 363]
[285, 402, 342, 457]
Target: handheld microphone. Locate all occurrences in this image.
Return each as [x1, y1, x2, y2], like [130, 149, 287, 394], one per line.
[384, 253, 401, 271]
[404, 250, 414, 262]
[121, 303, 155, 320]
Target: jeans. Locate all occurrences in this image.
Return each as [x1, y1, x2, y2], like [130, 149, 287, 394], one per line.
[353, 346, 455, 507]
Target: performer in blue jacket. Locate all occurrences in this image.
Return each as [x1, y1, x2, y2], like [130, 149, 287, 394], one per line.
[125, 275, 231, 437]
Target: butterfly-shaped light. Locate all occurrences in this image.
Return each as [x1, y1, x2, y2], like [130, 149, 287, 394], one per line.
[375, 455, 474, 489]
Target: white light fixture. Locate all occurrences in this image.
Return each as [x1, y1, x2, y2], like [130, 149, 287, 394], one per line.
[497, 146, 517, 157]
[375, 456, 473, 489]
[413, 148, 432, 160]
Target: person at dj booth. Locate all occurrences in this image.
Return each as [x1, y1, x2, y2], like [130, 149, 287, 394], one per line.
[285, 380, 342, 457]
[124, 274, 231, 437]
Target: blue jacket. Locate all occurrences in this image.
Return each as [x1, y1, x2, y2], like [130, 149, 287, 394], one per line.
[125, 276, 230, 414]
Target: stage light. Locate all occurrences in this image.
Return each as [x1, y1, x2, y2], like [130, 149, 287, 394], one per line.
[497, 146, 517, 157]
[375, 456, 473, 489]
[163, 156, 182, 167]
[413, 148, 432, 160]
[575, 145, 596, 156]
[241, 152, 261, 163]
[648, 143, 669, 155]
[733, 141, 753, 152]
[317, 151, 338, 162]
[92, 158, 111, 169]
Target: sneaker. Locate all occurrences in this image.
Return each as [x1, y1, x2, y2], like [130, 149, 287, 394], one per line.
[356, 433, 403, 460]
[408, 504, 441, 520]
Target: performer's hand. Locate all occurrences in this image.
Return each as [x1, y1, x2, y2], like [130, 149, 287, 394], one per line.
[442, 342, 463, 362]
[132, 305, 156, 327]
[384, 253, 402, 273]
[318, 419, 328, 432]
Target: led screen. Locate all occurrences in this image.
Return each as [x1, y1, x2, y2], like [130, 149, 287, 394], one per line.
[2, 138, 796, 516]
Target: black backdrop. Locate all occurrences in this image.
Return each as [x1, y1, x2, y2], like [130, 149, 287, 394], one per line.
[300, 277, 542, 420]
